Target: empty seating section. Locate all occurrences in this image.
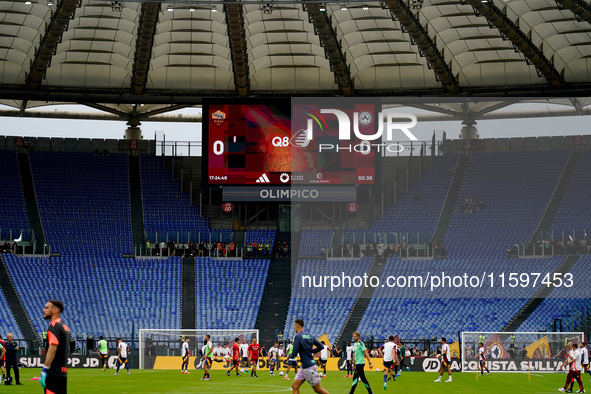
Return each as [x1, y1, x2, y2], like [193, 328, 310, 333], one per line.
[357, 256, 564, 341]
[551, 150, 591, 237]
[444, 151, 569, 257]
[0, 150, 30, 240]
[140, 155, 209, 238]
[3, 254, 180, 339]
[0, 286, 23, 339]
[283, 258, 373, 344]
[29, 151, 132, 256]
[245, 229, 276, 248]
[196, 258, 269, 329]
[517, 255, 591, 332]
[345, 154, 458, 244]
[299, 230, 332, 256]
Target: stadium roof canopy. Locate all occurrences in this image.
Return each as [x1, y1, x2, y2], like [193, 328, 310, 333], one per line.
[1, 0, 591, 122]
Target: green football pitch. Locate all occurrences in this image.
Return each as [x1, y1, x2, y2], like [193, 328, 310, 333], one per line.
[6, 368, 588, 393]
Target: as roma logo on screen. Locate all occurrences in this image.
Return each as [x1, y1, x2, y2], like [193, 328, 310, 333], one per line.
[211, 110, 226, 127]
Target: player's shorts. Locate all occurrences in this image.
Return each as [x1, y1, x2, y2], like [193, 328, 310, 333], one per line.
[441, 358, 450, 368]
[269, 358, 276, 365]
[0, 359, 4, 367]
[182, 355, 189, 363]
[118, 357, 128, 365]
[241, 357, 248, 363]
[45, 374, 67, 394]
[583, 363, 589, 370]
[479, 359, 486, 366]
[288, 359, 298, 368]
[251, 358, 259, 366]
[295, 365, 321, 387]
[232, 359, 239, 367]
[383, 361, 393, 370]
[204, 357, 212, 368]
[99, 352, 108, 360]
[318, 359, 327, 367]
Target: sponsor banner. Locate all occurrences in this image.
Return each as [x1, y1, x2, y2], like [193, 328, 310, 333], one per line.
[153, 356, 346, 371]
[417, 357, 567, 373]
[418, 358, 462, 373]
[223, 186, 356, 202]
[19, 355, 137, 369]
[152, 356, 568, 373]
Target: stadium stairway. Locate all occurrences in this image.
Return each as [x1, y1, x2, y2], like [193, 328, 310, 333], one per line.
[0, 255, 40, 349]
[502, 254, 580, 332]
[335, 256, 386, 347]
[17, 152, 45, 254]
[129, 156, 146, 250]
[527, 151, 581, 246]
[181, 257, 197, 330]
[431, 154, 469, 244]
[255, 257, 292, 348]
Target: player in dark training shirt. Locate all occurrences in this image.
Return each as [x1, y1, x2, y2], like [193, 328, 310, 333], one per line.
[41, 300, 70, 394]
[290, 318, 329, 394]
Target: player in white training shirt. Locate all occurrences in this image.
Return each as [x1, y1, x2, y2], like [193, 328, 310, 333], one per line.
[181, 337, 190, 374]
[115, 338, 130, 376]
[580, 342, 590, 380]
[317, 341, 330, 378]
[345, 341, 354, 377]
[434, 337, 452, 383]
[560, 342, 584, 393]
[240, 339, 249, 368]
[379, 335, 399, 390]
[478, 342, 490, 376]
[268, 341, 279, 376]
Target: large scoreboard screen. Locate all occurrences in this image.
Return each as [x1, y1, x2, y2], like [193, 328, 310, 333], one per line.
[203, 99, 378, 186]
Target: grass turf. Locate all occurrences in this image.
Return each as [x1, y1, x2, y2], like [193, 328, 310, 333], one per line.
[5, 368, 588, 393]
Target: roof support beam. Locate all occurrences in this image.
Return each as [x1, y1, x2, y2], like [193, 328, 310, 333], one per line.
[131, 2, 160, 95]
[555, 0, 591, 25]
[224, 1, 250, 97]
[26, 0, 80, 91]
[465, 0, 566, 89]
[304, 4, 354, 96]
[382, 0, 460, 94]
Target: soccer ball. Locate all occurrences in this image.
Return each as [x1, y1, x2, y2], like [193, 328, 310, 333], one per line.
[279, 371, 284, 376]
[240, 368, 245, 373]
[376, 368, 381, 372]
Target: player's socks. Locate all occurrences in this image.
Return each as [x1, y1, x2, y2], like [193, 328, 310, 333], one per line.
[384, 374, 387, 383]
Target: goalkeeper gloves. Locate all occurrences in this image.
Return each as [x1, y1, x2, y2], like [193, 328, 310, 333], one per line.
[40, 366, 49, 388]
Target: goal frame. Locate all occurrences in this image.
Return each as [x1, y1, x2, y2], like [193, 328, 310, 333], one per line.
[460, 331, 584, 373]
[138, 328, 259, 370]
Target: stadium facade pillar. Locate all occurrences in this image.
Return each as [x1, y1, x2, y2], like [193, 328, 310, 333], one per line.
[181, 257, 196, 330]
[460, 125, 478, 139]
[125, 126, 142, 140]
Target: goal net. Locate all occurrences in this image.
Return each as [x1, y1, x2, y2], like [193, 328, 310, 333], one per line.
[461, 331, 584, 373]
[139, 329, 259, 370]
